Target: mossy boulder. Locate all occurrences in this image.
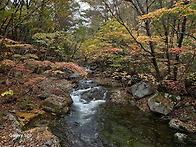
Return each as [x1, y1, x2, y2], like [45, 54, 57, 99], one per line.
[148, 92, 175, 115]
[40, 94, 72, 116]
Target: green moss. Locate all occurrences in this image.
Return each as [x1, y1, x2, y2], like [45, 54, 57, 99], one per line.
[21, 125, 26, 131]
[169, 95, 177, 102]
[153, 92, 164, 103]
[40, 101, 61, 114]
[20, 98, 36, 110]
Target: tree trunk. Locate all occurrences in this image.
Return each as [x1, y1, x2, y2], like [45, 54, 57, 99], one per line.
[145, 21, 161, 81]
[173, 16, 187, 81]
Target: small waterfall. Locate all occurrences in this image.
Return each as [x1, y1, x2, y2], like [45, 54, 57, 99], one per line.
[70, 86, 106, 125]
[63, 79, 107, 147]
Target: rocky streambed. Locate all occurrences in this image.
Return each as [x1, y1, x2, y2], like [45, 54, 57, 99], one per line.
[47, 78, 195, 147]
[1, 74, 195, 146]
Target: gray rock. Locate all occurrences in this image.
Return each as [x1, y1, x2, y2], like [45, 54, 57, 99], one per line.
[185, 102, 190, 107]
[78, 79, 95, 89]
[169, 119, 181, 130]
[39, 126, 46, 132]
[180, 114, 189, 122]
[80, 86, 107, 102]
[130, 82, 153, 99]
[164, 93, 171, 99]
[176, 96, 181, 101]
[11, 133, 21, 143]
[45, 139, 52, 146]
[169, 119, 196, 132]
[8, 110, 16, 114]
[148, 95, 172, 115]
[7, 114, 17, 122]
[174, 133, 187, 143]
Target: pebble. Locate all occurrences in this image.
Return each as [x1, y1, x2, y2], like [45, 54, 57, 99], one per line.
[185, 102, 190, 107]
[180, 114, 189, 122]
[174, 132, 187, 143]
[176, 96, 181, 101]
[8, 110, 16, 114]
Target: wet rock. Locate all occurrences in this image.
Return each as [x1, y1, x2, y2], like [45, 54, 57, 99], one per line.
[78, 79, 95, 89]
[79, 86, 107, 102]
[130, 82, 153, 99]
[174, 132, 187, 143]
[148, 97, 172, 115]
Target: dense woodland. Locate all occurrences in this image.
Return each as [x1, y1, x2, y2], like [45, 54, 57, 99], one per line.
[0, 0, 195, 95]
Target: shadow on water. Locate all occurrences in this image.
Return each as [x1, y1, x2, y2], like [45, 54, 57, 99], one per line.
[97, 102, 176, 147]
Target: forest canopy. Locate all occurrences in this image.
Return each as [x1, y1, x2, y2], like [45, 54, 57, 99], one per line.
[0, 0, 195, 93]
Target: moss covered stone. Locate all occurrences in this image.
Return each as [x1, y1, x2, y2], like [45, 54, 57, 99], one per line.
[40, 94, 72, 116]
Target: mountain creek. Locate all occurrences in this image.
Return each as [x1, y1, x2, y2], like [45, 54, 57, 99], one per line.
[24, 78, 195, 147]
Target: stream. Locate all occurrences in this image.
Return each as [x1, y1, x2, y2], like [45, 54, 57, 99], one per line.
[49, 79, 191, 147]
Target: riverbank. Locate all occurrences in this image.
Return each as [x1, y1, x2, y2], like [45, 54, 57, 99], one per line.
[0, 40, 195, 146]
[0, 49, 86, 146]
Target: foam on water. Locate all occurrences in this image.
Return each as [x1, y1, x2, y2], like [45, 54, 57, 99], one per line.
[70, 86, 106, 125]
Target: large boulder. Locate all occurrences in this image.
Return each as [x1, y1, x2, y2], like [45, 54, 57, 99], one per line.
[77, 79, 96, 89]
[41, 94, 72, 116]
[130, 82, 153, 99]
[148, 93, 174, 115]
[79, 86, 108, 102]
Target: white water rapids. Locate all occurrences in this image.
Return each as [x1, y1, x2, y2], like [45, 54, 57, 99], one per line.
[70, 87, 106, 125]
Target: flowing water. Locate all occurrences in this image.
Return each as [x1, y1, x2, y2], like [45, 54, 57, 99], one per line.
[49, 79, 193, 147]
